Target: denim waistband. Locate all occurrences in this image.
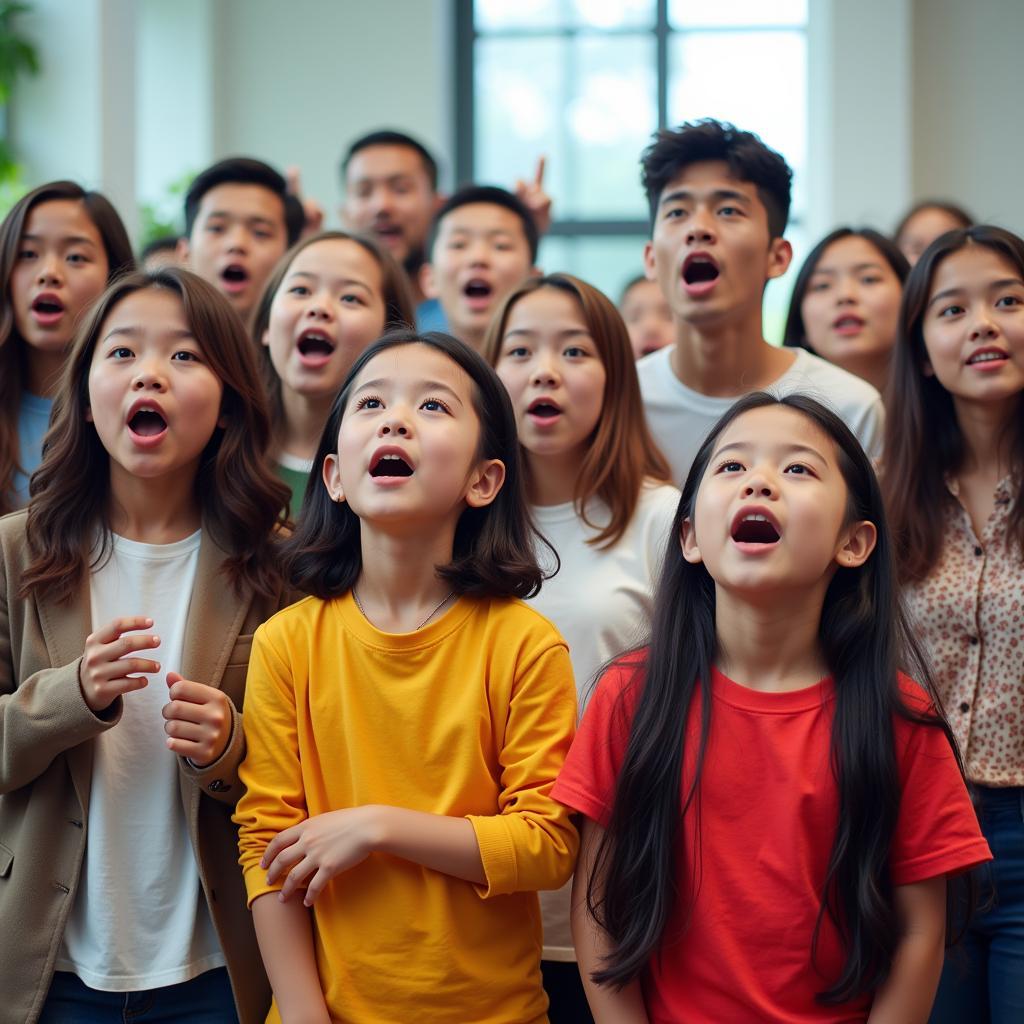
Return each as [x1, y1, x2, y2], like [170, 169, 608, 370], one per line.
[974, 784, 1024, 822]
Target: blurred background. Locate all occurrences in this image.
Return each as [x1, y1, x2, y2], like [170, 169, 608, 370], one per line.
[4, 0, 1023, 338]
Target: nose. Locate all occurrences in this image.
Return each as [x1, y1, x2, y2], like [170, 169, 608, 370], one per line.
[37, 252, 63, 286]
[968, 311, 999, 342]
[531, 354, 559, 387]
[305, 293, 333, 321]
[685, 211, 715, 245]
[741, 470, 777, 499]
[378, 412, 411, 437]
[225, 223, 249, 254]
[132, 359, 167, 392]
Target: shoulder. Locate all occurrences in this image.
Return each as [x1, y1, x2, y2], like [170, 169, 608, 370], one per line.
[637, 480, 682, 520]
[895, 673, 938, 716]
[0, 509, 32, 566]
[635, 345, 674, 392]
[782, 349, 883, 414]
[474, 595, 568, 650]
[255, 594, 331, 643]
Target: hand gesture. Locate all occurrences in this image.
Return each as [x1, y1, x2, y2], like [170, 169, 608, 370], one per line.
[514, 156, 552, 237]
[262, 806, 381, 906]
[285, 165, 325, 238]
[162, 673, 233, 767]
[79, 617, 160, 713]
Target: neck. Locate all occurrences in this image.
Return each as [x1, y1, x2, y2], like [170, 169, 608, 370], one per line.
[836, 351, 891, 399]
[953, 393, 1019, 478]
[713, 580, 829, 692]
[106, 463, 202, 544]
[526, 447, 581, 507]
[669, 307, 794, 398]
[24, 346, 67, 398]
[355, 516, 459, 632]
[279, 387, 334, 462]
[457, 323, 486, 354]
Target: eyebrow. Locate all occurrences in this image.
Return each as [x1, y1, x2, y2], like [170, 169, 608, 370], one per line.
[503, 327, 591, 339]
[658, 188, 751, 209]
[103, 326, 195, 341]
[205, 211, 279, 228]
[354, 377, 465, 406]
[714, 440, 828, 463]
[811, 261, 887, 276]
[928, 278, 1024, 309]
[287, 271, 372, 289]
[22, 233, 99, 248]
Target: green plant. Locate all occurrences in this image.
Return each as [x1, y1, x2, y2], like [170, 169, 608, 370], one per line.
[0, 1, 39, 184]
[138, 168, 196, 248]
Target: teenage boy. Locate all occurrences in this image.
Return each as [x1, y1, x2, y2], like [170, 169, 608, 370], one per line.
[637, 120, 884, 482]
[420, 185, 539, 353]
[178, 157, 303, 324]
[340, 130, 551, 329]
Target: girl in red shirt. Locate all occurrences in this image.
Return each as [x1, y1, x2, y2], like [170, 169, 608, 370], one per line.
[554, 392, 990, 1023]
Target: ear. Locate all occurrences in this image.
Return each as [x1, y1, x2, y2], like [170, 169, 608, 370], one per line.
[528, 264, 542, 279]
[84, 406, 93, 424]
[835, 519, 877, 570]
[921, 356, 935, 377]
[680, 516, 702, 564]
[175, 236, 191, 265]
[464, 458, 505, 509]
[432, 191, 447, 215]
[643, 240, 658, 282]
[419, 262, 438, 300]
[322, 452, 345, 504]
[766, 237, 793, 281]
[261, 327, 271, 349]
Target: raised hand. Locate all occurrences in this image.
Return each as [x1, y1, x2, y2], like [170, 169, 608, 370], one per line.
[262, 807, 380, 906]
[514, 155, 552, 237]
[285, 165, 325, 237]
[79, 617, 160, 713]
[162, 673, 233, 767]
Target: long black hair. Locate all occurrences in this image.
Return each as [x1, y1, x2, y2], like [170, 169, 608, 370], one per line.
[282, 328, 547, 600]
[588, 391, 966, 1004]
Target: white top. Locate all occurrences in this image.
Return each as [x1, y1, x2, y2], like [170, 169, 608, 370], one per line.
[637, 344, 885, 485]
[529, 481, 680, 959]
[58, 530, 224, 991]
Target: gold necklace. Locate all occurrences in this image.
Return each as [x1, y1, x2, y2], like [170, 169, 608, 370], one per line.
[352, 588, 456, 630]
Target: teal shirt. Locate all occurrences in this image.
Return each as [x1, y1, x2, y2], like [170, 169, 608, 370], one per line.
[276, 455, 312, 519]
[13, 392, 52, 507]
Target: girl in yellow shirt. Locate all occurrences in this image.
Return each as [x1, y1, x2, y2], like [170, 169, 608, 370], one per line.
[235, 329, 579, 1024]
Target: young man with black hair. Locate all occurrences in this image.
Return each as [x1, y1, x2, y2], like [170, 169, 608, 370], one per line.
[637, 119, 884, 481]
[420, 185, 539, 353]
[178, 157, 303, 323]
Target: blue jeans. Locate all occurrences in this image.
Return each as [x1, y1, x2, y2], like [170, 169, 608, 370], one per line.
[38, 967, 238, 1024]
[929, 786, 1024, 1024]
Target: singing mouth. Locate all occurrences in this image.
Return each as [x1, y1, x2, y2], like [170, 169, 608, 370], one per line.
[730, 509, 781, 545]
[369, 449, 414, 477]
[527, 397, 562, 420]
[682, 253, 720, 286]
[297, 330, 336, 357]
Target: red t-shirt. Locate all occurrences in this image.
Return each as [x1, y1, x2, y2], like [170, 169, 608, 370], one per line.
[552, 658, 992, 1024]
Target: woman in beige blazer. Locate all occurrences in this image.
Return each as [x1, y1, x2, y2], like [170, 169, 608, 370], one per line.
[0, 268, 290, 1023]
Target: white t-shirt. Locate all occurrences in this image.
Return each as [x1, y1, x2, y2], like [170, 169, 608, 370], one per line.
[637, 344, 885, 485]
[529, 481, 680, 959]
[58, 530, 224, 991]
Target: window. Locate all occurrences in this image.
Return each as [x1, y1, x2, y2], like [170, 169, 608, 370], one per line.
[455, 0, 808, 338]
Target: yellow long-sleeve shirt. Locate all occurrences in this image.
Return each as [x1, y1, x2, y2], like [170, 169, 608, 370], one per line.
[234, 592, 579, 1024]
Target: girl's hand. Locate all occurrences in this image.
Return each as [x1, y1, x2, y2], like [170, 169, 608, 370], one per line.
[162, 673, 233, 767]
[262, 806, 382, 906]
[79, 617, 160, 713]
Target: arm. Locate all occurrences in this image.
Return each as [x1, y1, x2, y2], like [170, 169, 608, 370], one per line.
[251, 893, 330, 1024]
[572, 816, 650, 1024]
[866, 876, 947, 1024]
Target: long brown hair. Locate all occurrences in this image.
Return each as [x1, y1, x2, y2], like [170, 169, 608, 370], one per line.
[483, 273, 671, 548]
[248, 230, 416, 451]
[0, 181, 135, 513]
[22, 268, 288, 604]
[883, 225, 1024, 582]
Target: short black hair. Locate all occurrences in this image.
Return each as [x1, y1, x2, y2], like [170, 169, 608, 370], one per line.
[283, 328, 548, 600]
[183, 157, 303, 245]
[640, 118, 793, 239]
[783, 227, 910, 350]
[341, 130, 440, 192]
[428, 185, 539, 264]
[139, 235, 179, 263]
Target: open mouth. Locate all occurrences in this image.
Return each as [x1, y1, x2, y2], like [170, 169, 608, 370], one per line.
[369, 452, 414, 478]
[682, 254, 720, 287]
[528, 400, 561, 420]
[221, 264, 249, 286]
[128, 409, 168, 437]
[833, 315, 865, 331]
[297, 330, 336, 358]
[731, 512, 781, 545]
[373, 222, 402, 240]
[31, 294, 65, 316]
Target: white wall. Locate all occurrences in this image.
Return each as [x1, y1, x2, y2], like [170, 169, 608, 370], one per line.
[912, 0, 1024, 234]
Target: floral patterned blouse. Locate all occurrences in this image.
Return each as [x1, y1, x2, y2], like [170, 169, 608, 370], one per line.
[903, 475, 1022, 788]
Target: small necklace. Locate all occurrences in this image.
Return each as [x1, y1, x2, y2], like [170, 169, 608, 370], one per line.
[352, 587, 456, 631]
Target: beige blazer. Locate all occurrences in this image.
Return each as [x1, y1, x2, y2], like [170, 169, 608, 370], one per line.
[0, 508, 284, 1024]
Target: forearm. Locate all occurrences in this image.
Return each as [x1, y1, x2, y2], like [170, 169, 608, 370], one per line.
[572, 819, 649, 1023]
[376, 805, 486, 885]
[867, 877, 947, 1024]
[251, 893, 330, 1024]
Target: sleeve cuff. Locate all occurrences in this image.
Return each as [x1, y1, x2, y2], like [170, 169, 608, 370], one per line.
[179, 701, 245, 803]
[466, 814, 518, 899]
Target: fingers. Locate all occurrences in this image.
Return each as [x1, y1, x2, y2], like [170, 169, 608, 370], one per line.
[534, 154, 546, 187]
[266, 840, 306, 886]
[303, 867, 331, 906]
[89, 616, 154, 645]
[165, 674, 221, 705]
[262, 825, 299, 869]
[285, 165, 302, 194]
[279, 856, 316, 902]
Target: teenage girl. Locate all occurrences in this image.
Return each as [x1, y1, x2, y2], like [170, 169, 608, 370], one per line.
[783, 228, 909, 398]
[883, 225, 1024, 1023]
[249, 230, 415, 513]
[485, 273, 678, 1020]
[234, 329, 578, 1023]
[0, 180, 135, 512]
[555, 392, 990, 1023]
[894, 200, 973, 267]
[0, 268, 289, 1023]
